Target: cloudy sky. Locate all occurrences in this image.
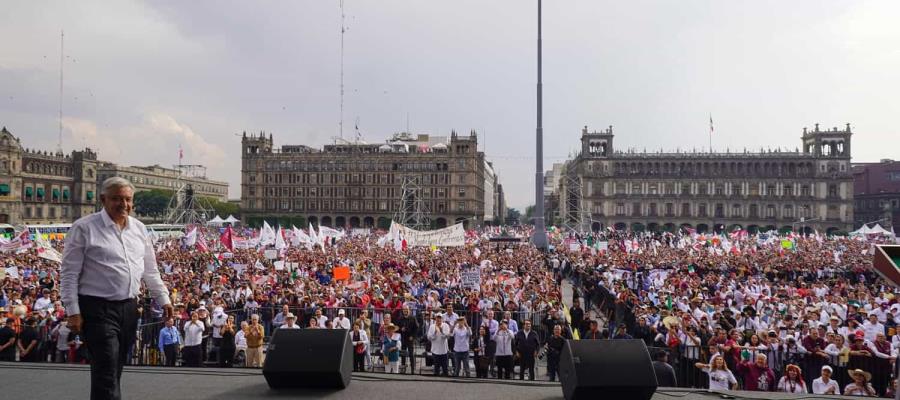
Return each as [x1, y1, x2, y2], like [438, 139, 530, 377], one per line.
[2, 0, 898, 210]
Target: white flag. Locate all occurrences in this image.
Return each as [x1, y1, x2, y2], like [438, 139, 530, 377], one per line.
[183, 227, 198, 247]
[258, 221, 276, 246]
[274, 226, 287, 250]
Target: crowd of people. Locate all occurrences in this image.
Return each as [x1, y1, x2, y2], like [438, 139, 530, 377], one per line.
[565, 229, 899, 396]
[2, 220, 899, 397]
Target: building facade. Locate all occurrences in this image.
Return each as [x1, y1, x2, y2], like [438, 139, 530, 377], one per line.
[852, 159, 900, 230]
[557, 123, 855, 234]
[241, 130, 499, 229]
[97, 163, 229, 201]
[0, 127, 99, 224]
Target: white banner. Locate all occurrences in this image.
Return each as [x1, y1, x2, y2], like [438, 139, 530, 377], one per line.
[391, 221, 466, 247]
[264, 249, 278, 260]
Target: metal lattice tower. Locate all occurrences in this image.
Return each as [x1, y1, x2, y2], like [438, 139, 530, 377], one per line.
[164, 182, 213, 226]
[562, 171, 590, 232]
[393, 175, 431, 230]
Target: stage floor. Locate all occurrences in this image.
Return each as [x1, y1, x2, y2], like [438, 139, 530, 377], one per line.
[0, 362, 854, 400]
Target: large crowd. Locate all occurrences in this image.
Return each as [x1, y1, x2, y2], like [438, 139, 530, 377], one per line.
[1, 223, 899, 397]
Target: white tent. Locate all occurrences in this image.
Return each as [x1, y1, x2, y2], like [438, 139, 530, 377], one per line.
[870, 224, 891, 235]
[207, 215, 225, 226]
[224, 215, 240, 224]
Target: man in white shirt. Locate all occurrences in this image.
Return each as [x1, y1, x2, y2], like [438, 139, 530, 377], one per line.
[812, 365, 840, 395]
[333, 309, 352, 329]
[61, 177, 173, 400]
[182, 311, 206, 367]
[280, 313, 300, 329]
[314, 309, 329, 328]
[427, 314, 450, 376]
[862, 314, 885, 342]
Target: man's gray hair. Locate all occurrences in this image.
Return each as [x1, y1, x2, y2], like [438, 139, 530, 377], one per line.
[101, 177, 136, 195]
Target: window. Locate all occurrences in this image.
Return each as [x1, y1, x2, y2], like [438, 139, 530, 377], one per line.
[698, 184, 708, 195]
[890, 171, 900, 181]
[25, 206, 32, 218]
[616, 183, 625, 194]
[731, 204, 741, 218]
[36, 206, 43, 218]
[698, 204, 707, 217]
[62, 207, 69, 218]
[665, 203, 674, 216]
[749, 204, 759, 218]
[458, 188, 466, 197]
[649, 203, 657, 216]
[616, 203, 625, 216]
[783, 185, 793, 197]
[783, 205, 793, 218]
[715, 185, 724, 196]
[681, 203, 691, 217]
[766, 205, 776, 218]
[828, 184, 838, 198]
[49, 207, 56, 218]
[733, 185, 742, 196]
[801, 185, 811, 197]
[767, 185, 776, 197]
[715, 204, 724, 218]
[632, 202, 641, 216]
[457, 202, 466, 211]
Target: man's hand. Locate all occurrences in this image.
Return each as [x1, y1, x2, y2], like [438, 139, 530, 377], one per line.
[68, 314, 83, 333]
[163, 304, 175, 319]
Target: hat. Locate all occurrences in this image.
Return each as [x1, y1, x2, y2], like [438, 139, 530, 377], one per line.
[855, 330, 865, 340]
[829, 315, 839, 321]
[848, 369, 872, 382]
[385, 323, 397, 331]
[785, 364, 802, 375]
[285, 313, 296, 320]
[338, 309, 346, 315]
[821, 365, 833, 373]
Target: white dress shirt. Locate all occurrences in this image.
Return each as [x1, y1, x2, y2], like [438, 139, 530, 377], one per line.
[333, 316, 351, 330]
[183, 321, 205, 346]
[60, 211, 171, 315]
[427, 322, 450, 355]
[812, 377, 840, 395]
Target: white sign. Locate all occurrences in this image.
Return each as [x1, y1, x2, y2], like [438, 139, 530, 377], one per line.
[264, 249, 278, 260]
[597, 241, 609, 251]
[460, 269, 481, 291]
[274, 260, 285, 271]
[569, 243, 581, 252]
[391, 222, 466, 247]
[222, 252, 234, 259]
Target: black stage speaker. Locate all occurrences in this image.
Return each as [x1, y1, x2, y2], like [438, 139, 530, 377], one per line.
[262, 328, 353, 389]
[559, 339, 657, 400]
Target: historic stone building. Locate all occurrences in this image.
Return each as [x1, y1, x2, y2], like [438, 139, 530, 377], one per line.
[556, 123, 855, 234]
[97, 163, 229, 202]
[0, 126, 99, 224]
[241, 130, 501, 229]
[852, 159, 900, 230]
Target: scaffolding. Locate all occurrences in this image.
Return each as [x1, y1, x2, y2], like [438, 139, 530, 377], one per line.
[393, 175, 431, 230]
[164, 181, 213, 226]
[562, 172, 591, 232]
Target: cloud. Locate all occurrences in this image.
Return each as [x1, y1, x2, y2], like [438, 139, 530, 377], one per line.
[63, 117, 123, 160]
[63, 114, 226, 185]
[142, 113, 226, 170]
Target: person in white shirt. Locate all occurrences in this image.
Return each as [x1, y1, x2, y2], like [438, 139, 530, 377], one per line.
[51, 320, 72, 363]
[812, 365, 840, 395]
[33, 289, 52, 312]
[333, 309, 352, 330]
[451, 318, 472, 377]
[234, 321, 248, 366]
[694, 354, 737, 391]
[776, 364, 808, 394]
[280, 313, 300, 329]
[862, 314, 885, 342]
[427, 314, 450, 376]
[60, 177, 173, 400]
[182, 311, 206, 367]
[493, 321, 515, 379]
[314, 309, 328, 328]
[351, 322, 369, 372]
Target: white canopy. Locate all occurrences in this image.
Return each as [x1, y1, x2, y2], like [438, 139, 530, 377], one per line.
[224, 215, 240, 223]
[207, 215, 225, 225]
[870, 224, 891, 235]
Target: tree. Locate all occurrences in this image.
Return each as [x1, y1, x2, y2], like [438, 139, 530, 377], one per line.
[506, 208, 522, 225]
[524, 205, 536, 221]
[200, 196, 239, 220]
[134, 189, 173, 218]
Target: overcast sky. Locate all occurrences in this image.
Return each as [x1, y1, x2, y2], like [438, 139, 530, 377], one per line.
[2, 1, 899, 211]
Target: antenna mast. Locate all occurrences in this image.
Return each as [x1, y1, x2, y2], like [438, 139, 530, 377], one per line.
[339, 0, 346, 141]
[58, 30, 64, 154]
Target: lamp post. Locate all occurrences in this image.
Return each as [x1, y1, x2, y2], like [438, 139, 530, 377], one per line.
[531, 0, 548, 250]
